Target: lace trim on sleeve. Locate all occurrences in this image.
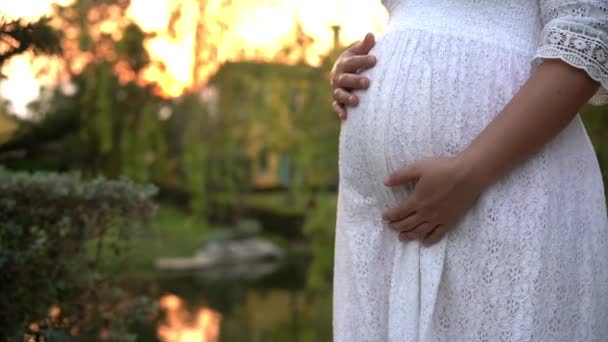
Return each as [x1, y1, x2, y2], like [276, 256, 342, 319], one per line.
[534, 3, 608, 106]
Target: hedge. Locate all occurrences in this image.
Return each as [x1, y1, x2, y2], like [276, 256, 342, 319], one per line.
[0, 169, 157, 340]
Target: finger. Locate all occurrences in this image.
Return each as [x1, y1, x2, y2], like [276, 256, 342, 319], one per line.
[399, 231, 413, 242]
[382, 198, 416, 222]
[389, 213, 423, 233]
[340, 55, 377, 73]
[350, 32, 376, 55]
[400, 222, 434, 242]
[332, 101, 347, 119]
[423, 225, 449, 246]
[384, 163, 421, 187]
[335, 73, 369, 90]
[333, 88, 358, 106]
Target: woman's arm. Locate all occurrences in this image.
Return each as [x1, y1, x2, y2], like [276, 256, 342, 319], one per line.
[459, 59, 600, 190]
[382, 60, 601, 245]
[383, 0, 606, 245]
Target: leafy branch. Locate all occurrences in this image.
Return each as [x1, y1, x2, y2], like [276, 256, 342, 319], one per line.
[0, 17, 62, 67]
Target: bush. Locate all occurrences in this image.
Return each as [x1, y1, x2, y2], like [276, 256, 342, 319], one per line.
[298, 195, 337, 342]
[581, 105, 608, 192]
[301, 195, 336, 294]
[0, 169, 157, 340]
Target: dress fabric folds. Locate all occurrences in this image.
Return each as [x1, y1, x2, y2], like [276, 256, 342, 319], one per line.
[333, 0, 608, 341]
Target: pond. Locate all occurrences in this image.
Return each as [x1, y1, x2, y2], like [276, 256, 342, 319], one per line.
[124, 255, 333, 342]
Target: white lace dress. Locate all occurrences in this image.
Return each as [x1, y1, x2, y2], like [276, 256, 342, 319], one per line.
[333, 0, 608, 341]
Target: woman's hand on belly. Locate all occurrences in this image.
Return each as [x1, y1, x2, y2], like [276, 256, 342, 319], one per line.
[330, 33, 377, 119]
[381, 156, 483, 246]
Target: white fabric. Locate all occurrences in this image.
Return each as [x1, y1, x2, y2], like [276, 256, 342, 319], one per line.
[333, 0, 608, 341]
[534, 0, 608, 105]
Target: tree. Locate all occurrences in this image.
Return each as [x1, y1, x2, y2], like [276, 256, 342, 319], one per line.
[0, 18, 61, 67]
[0, 12, 158, 340]
[1, 0, 346, 220]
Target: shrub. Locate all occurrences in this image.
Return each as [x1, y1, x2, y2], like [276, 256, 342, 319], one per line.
[581, 105, 608, 192]
[301, 195, 336, 294]
[0, 169, 157, 340]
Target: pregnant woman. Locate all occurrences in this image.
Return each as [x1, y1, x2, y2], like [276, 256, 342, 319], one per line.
[331, 0, 608, 341]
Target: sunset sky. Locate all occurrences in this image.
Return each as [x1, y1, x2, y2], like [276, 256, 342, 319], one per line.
[0, 0, 388, 116]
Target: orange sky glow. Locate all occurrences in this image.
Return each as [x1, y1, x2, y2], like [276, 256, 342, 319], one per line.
[0, 0, 388, 115]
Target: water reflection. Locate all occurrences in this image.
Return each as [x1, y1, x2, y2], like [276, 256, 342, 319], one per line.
[126, 256, 332, 341]
[158, 294, 221, 342]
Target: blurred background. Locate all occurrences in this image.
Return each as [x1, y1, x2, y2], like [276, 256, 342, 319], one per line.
[0, 0, 605, 341]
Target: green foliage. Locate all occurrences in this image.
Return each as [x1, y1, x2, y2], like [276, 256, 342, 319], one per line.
[180, 61, 338, 218]
[2, 0, 340, 222]
[116, 23, 152, 73]
[209, 61, 338, 188]
[103, 204, 210, 274]
[297, 194, 337, 341]
[581, 105, 608, 192]
[0, 169, 157, 339]
[0, 17, 62, 67]
[1, 2, 167, 184]
[302, 194, 337, 294]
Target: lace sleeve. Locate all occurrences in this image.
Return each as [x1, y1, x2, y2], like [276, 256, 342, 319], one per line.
[534, 0, 608, 106]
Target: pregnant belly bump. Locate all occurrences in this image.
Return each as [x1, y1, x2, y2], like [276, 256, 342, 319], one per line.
[382, 155, 484, 246]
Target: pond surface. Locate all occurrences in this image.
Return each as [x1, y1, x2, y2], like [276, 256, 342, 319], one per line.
[125, 255, 333, 342]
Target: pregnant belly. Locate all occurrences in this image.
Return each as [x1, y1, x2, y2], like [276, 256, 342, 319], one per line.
[338, 29, 533, 202]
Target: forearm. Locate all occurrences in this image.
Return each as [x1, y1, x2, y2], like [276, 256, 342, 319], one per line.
[458, 59, 601, 189]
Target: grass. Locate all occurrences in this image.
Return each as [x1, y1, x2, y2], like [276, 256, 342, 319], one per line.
[213, 191, 337, 213]
[102, 204, 210, 274]
[101, 192, 338, 276]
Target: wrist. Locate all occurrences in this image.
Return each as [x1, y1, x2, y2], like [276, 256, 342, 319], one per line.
[453, 149, 493, 193]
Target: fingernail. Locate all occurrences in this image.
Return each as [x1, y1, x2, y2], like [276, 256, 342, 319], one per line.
[368, 56, 376, 63]
[383, 176, 390, 185]
[360, 79, 368, 87]
[349, 96, 356, 102]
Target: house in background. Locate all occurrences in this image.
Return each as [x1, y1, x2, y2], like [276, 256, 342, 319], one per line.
[201, 60, 335, 190]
